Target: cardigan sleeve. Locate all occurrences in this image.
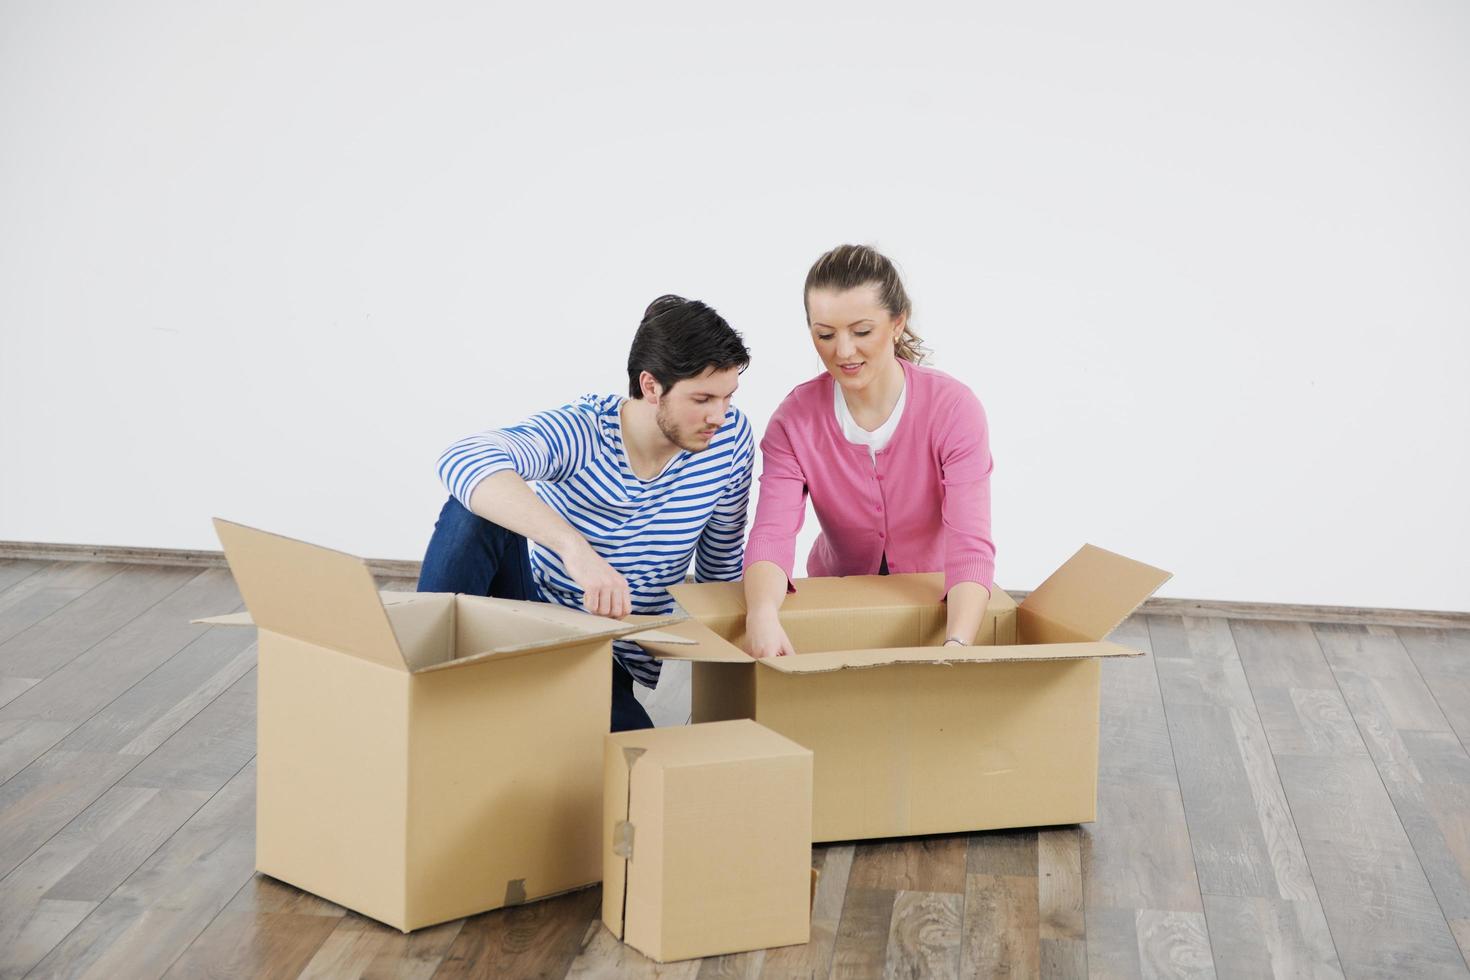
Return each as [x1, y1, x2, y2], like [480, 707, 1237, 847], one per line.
[741, 409, 808, 586]
[937, 386, 996, 596]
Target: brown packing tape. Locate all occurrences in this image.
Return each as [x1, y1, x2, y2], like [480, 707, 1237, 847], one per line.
[504, 879, 527, 906]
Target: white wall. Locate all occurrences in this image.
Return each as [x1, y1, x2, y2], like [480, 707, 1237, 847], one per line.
[2, 0, 1467, 611]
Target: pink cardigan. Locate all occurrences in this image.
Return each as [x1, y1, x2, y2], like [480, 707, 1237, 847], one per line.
[744, 357, 995, 596]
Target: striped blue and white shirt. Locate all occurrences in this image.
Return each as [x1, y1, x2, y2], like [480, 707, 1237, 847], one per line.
[437, 394, 754, 687]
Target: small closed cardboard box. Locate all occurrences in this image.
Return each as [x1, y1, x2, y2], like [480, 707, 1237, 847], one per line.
[635, 545, 1170, 842]
[602, 720, 813, 963]
[201, 519, 683, 932]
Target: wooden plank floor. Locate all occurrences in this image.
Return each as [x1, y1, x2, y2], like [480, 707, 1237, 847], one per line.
[0, 557, 1467, 979]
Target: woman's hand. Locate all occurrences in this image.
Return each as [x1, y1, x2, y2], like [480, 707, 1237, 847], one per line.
[745, 609, 796, 658]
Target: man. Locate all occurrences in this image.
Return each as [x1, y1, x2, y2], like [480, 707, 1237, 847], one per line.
[418, 294, 754, 731]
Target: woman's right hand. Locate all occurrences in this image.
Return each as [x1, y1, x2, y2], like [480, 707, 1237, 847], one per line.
[745, 609, 796, 658]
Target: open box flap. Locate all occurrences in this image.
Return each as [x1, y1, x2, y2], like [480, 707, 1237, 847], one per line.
[1019, 544, 1171, 641]
[212, 519, 409, 672]
[411, 601, 688, 674]
[193, 588, 426, 628]
[668, 573, 947, 620]
[629, 619, 753, 664]
[756, 640, 1142, 675]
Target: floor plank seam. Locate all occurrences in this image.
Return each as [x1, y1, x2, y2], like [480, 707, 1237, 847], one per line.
[0, 562, 127, 649]
[1224, 617, 1351, 976]
[150, 754, 269, 980]
[1143, 615, 1220, 975]
[1394, 626, 1470, 770]
[0, 560, 49, 599]
[1313, 624, 1470, 976]
[0, 565, 204, 746]
[0, 579, 240, 795]
[13, 750, 257, 980]
[0, 633, 255, 889]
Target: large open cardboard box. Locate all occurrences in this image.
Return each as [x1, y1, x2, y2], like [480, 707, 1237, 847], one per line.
[201, 520, 683, 932]
[635, 545, 1170, 842]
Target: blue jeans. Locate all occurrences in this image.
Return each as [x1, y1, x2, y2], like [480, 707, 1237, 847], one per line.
[418, 496, 654, 732]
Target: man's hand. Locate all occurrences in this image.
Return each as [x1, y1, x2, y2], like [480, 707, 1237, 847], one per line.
[745, 608, 796, 658]
[563, 543, 632, 619]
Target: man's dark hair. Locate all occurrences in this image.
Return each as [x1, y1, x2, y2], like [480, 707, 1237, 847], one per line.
[626, 295, 750, 398]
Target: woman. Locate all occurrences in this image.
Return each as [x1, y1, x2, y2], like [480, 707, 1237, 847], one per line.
[742, 244, 994, 657]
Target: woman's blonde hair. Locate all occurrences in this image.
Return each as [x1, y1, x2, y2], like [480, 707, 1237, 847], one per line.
[803, 244, 929, 363]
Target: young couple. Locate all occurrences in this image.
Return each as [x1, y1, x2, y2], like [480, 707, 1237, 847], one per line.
[418, 244, 995, 731]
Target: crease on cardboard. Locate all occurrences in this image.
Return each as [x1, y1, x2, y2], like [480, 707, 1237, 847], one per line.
[618, 746, 646, 941]
[756, 641, 1142, 675]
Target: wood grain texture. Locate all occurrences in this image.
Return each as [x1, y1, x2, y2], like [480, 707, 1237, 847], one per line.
[0, 564, 198, 683]
[293, 914, 462, 980]
[0, 562, 121, 651]
[1134, 909, 1215, 979]
[1082, 783, 1202, 915]
[1038, 827, 1087, 979]
[829, 886, 896, 979]
[1319, 627, 1470, 929]
[1202, 895, 1342, 980]
[883, 889, 961, 979]
[1084, 906, 1144, 980]
[160, 910, 341, 980]
[1038, 828, 1082, 941]
[1149, 615, 1317, 903]
[434, 885, 602, 980]
[26, 759, 258, 980]
[696, 948, 765, 979]
[563, 919, 702, 978]
[959, 873, 1038, 978]
[1398, 627, 1470, 751]
[849, 835, 967, 894]
[1274, 753, 1467, 978]
[0, 569, 246, 783]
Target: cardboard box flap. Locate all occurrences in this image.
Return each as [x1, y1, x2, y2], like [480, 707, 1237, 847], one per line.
[1019, 545, 1171, 641]
[758, 640, 1142, 674]
[192, 611, 255, 627]
[629, 619, 753, 664]
[193, 588, 419, 627]
[668, 573, 946, 619]
[412, 599, 687, 674]
[213, 519, 408, 672]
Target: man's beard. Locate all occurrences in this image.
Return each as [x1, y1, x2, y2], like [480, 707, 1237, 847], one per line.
[656, 404, 711, 454]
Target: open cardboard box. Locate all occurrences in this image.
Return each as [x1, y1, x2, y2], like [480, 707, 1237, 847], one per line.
[199, 519, 686, 932]
[635, 545, 1171, 842]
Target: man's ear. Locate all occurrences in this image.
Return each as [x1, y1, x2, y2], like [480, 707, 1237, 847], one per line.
[638, 370, 664, 404]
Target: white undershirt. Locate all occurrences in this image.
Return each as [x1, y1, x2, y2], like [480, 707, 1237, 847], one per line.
[834, 376, 907, 462]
